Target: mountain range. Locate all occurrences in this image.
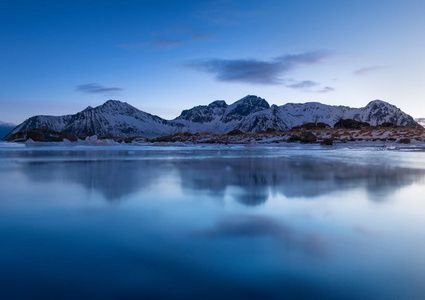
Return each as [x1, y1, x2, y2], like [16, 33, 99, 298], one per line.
[4, 95, 420, 141]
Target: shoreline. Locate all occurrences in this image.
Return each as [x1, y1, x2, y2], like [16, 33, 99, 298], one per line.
[2, 127, 425, 150]
[148, 126, 425, 145]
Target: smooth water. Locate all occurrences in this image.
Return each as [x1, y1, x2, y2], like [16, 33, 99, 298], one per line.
[1, 143, 425, 299]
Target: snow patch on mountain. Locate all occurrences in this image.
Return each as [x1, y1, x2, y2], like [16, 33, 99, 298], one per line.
[221, 95, 270, 123]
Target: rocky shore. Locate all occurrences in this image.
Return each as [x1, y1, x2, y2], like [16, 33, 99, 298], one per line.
[149, 126, 425, 145]
[4, 122, 425, 146]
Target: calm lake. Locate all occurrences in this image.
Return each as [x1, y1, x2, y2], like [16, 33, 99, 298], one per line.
[1, 142, 425, 299]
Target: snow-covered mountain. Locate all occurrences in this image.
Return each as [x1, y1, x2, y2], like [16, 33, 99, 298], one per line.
[0, 121, 16, 140]
[175, 96, 418, 133]
[7, 100, 182, 139]
[174, 95, 272, 133]
[4, 96, 419, 141]
[272, 99, 418, 129]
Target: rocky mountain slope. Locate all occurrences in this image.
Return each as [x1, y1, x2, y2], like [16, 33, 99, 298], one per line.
[274, 100, 417, 128]
[4, 95, 420, 141]
[7, 100, 182, 139]
[175, 96, 418, 133]
[174, 95, 272, 133]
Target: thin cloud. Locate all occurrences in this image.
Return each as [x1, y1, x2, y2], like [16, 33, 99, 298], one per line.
[76, 83, 123, 94]
[287, 80, 319, 89]
[187, 58, 285, 84]
[191, 32, 216, 40]
[153, 38, 184, 49]
[117, 39, 183, 50]
[116, 42, 149, 49]
[286, 80, 335, 93]
[185, 51, 330, 85]
[317, 86, 335, 93]
[353, 66, 384, 75]
[275, 52, 329, 65]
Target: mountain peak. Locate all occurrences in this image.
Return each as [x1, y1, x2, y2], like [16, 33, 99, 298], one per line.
[208, 100, 227, 108]
[83, 106, 93, 112]
[237, 95, 270, 107]
[101, 99, 129, 107]
[364, 99, 398, 112]
[105, 99, 124, 104]
[366, 99, 391, 107]
[175, 100, 228, 123]
[222, 95, 270, 123]
[95, 100, 140, 115]
[358, 99, 419, 127]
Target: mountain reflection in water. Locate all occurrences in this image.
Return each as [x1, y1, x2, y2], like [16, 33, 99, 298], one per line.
[2, 145, 425, 300]
[18, 151, 425, 203]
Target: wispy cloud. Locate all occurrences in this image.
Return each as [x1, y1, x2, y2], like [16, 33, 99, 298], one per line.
[317, 86, 335, 93]
[191, 32, 216, 41]
[152, 38, 184, 49]
[286, 80, 335, 93]
[116, 42, 149, 49]
[287, 80, 319, 89]
[75, 83, 123, 94]
[186, 58, 285, 84]
[353, 66, 385, 75]
[117, 38, 185, 50]
[185, 51, 330, 85]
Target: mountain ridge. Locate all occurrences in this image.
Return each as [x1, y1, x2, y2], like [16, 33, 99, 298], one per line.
[4, 95, 420, 141]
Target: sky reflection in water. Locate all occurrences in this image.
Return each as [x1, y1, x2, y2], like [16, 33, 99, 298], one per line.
[1, 144, 425, 299]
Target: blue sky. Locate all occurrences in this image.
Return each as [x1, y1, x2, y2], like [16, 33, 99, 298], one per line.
[1, 0, 425, 123]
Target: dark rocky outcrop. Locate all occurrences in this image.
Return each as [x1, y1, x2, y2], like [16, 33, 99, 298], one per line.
[380, 122, 397, 128]
[292, 122, 330, 130]
[227, 129, 244, 135]
[265, 128, 277, 133]
[288, 132, 318, 143]
[287, 135, 301, 143]
[398, 138, 411, 144]
[334, 119, 371, 129]
[300, 132, 317, 143]
[5, 128, 78, 142]
[321, 138, 333, 145]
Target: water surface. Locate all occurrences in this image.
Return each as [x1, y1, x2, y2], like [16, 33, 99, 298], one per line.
[1, 143, 425, 299]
